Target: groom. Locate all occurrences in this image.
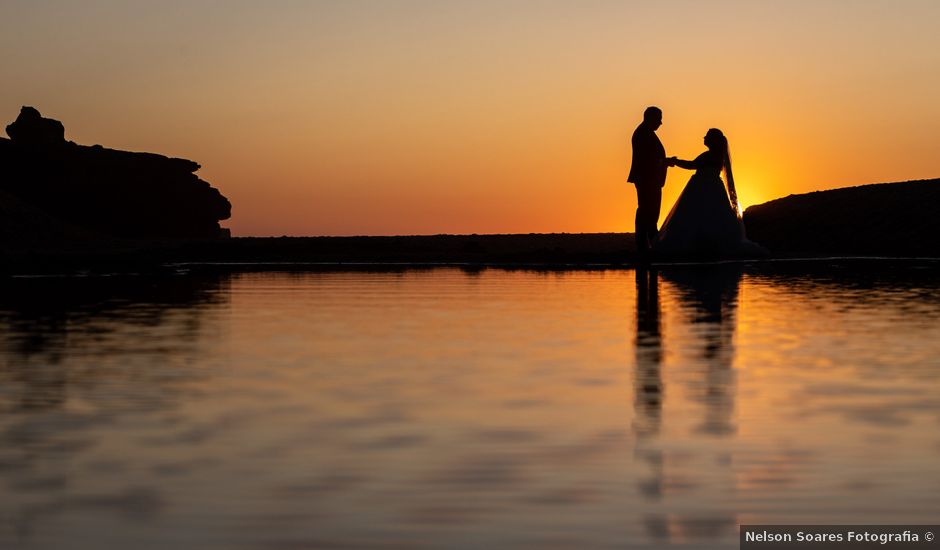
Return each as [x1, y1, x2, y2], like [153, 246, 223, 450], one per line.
[628, 106, 670, 258]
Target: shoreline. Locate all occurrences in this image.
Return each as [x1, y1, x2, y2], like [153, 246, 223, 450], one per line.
[3, 177, 939, 276]
[4, 243, 940, 278]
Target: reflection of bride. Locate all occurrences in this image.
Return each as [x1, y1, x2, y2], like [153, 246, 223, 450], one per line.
[656, 129, 767, 258]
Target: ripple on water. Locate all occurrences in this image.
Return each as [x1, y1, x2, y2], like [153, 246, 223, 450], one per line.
[0, 265, 939, 548]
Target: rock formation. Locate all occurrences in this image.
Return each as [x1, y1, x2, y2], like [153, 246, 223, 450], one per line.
[5, 106, 65, 146]
[743, 178, 940, 256]
[0, 106, 231, 241]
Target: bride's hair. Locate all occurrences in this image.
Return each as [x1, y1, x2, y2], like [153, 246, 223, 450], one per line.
[705, 128, 740, 217]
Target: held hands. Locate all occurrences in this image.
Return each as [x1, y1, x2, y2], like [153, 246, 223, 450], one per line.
[665, 156, 678, 167]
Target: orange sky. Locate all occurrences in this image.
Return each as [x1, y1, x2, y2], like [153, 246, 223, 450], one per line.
[2, 1, 939, 236]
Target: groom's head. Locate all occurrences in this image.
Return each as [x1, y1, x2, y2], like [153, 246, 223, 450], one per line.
[643, 106, 662, 130]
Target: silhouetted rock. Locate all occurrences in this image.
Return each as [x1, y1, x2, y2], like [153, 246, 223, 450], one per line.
[0, 188, 103, 248]
[5, 106, 66, 146]
[743, 179, 940, 257]
[0, 107, 230, 241]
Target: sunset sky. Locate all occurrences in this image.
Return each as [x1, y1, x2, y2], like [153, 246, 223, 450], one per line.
[2, 0, 939, 236]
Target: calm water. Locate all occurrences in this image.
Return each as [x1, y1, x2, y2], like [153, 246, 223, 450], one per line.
[1, 264, 940, 549]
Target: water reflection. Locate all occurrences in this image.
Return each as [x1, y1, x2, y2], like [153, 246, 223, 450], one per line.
[1, 266, 939, 549]
[634, 267, 742, 440]
[0, 275, 229, 413]
[634, 266, 742, 545]
[663, 266, 740, 437]
[0, 275, 229, 544]
[633, 268, 663, 438]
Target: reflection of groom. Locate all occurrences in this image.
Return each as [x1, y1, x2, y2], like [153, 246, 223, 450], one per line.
[628, 106, 669, 258]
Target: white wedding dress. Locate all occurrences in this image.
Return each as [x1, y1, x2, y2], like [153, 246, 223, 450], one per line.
[655, 151, 767, 259]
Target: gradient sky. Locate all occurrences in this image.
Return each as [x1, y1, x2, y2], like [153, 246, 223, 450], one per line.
[2, 0, 939, 236]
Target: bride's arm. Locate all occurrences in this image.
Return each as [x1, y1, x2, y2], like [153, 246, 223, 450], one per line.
[670, 158, 696, 170]
[669, 152, 710, 170]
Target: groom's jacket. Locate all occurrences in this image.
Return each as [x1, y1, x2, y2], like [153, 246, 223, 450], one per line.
[628, 124, 667, 188]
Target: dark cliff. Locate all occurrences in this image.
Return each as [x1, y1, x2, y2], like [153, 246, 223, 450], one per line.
[743, 178, 940, 257]
[0, 106, 231, 242]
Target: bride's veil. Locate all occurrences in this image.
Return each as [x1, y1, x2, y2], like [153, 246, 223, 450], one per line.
[721, 135, 741, 218]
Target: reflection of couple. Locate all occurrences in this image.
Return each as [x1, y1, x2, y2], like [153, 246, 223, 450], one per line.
[628, 106, 766, 260]
[632, 266, 740, 544]
[633, 266, 739, 440]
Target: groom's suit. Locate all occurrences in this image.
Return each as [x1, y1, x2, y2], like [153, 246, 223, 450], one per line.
[628, 122, 667, 255]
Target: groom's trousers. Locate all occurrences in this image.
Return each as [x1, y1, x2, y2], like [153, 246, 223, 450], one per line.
[634, 182, 662, 255]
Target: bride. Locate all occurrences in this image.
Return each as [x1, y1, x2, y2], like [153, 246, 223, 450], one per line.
[656, 128, 767, 258]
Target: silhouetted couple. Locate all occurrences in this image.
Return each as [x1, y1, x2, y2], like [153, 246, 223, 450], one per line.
[628, 106, 766, 260]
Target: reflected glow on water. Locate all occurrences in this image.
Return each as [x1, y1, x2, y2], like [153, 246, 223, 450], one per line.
[1, 265, 940, 549]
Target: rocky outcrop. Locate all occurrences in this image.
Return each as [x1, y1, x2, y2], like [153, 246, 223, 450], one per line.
[0, 106, 231, 241]
[0, 188, 101, 247]
[743, 179, 940, 257]
[5, 106, 65, 146]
